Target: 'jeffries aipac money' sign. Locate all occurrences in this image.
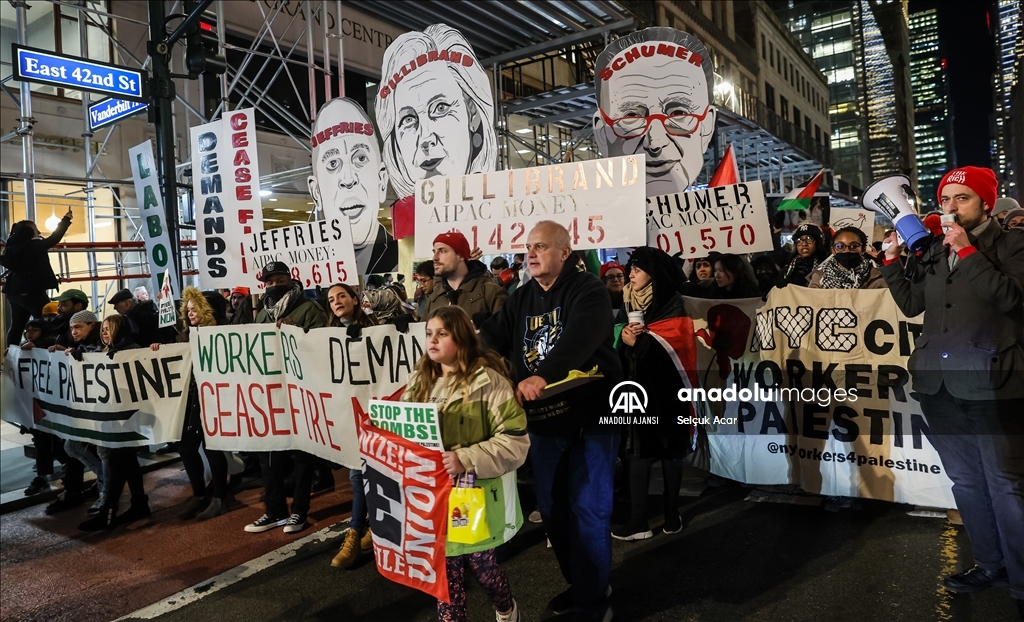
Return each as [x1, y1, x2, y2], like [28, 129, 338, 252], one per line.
[413, 155, 647, 256]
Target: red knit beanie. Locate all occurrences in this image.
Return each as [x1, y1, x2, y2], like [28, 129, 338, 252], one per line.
[432, 231, 472, 261]
[600, 261, 625, 280]
[937, 166, 999, 212]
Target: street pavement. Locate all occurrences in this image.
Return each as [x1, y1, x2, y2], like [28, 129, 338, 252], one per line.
[103, 481, 1019, 622]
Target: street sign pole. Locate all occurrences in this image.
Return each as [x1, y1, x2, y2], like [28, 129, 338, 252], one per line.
[148, 0, 181, 292]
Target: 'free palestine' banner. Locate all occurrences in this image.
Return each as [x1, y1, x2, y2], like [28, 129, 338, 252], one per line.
[189, 323, 425, 467]
[1, 345, 191, 447]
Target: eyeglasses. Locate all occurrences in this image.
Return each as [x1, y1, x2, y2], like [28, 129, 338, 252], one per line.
[794, 236, 817, 245]
[603, 273, 625, 282]
[833, 242, 863, 252]
[598, 104, 712, 139]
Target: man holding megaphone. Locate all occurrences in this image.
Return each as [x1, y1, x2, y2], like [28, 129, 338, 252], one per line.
[880, 166, 1024, 612]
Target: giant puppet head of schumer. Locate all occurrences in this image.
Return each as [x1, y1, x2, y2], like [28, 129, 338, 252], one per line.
[375, 24, 497, 198]
[308, 97, 397, 275]
[593, 28, 717, 197]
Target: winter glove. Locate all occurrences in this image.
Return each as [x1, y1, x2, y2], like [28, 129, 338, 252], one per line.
[346, 324, 363, 339]
[391, 314, 412, 334]
[69, 348, 84, 362]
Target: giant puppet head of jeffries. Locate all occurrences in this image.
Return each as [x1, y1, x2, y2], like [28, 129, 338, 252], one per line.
[374, 24, 497, 199]
[307, 97, 388, 250]
[594, 28, 717, 197]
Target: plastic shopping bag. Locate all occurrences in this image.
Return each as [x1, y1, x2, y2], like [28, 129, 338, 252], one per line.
[447, 474, 490, 545]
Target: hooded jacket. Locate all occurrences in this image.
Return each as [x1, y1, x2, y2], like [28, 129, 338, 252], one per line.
[254, 280, 327, 330]
[424, 260, 509, 323]
[481, 260, 621, 435]
[124, 298, 163, 346]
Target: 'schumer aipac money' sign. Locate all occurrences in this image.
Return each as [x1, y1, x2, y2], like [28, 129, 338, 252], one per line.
[190, 108, 264, 289]
[190, 323, 425, 467]
[1, 345, 191, 448]
[648, 182, 774, 256]
[413, 156, 647, 256]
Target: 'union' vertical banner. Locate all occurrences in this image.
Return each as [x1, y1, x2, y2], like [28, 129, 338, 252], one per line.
[190, 108, 264, 289]
[357, 409, 450, 603]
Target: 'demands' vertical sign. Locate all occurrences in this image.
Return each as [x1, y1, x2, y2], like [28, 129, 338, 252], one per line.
[129, 140, 179, 295]
[190, 108, 264, 289]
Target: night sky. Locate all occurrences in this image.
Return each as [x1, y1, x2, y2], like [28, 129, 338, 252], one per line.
[909, 0, 996, 169]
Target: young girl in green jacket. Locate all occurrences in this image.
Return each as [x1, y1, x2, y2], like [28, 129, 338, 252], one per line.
[405, 306, 529, 622]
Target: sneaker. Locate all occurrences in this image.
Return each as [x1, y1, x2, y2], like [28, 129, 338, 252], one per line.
[25, 476, 49, 496]
[87, 498, 105, 515]
[495, 599, 519, 622]
[528, 509, 543, 524]
[79, 507, 117, 531]
[548, 586, 612, 615]
[177, 496, 211, 520]
[195, 497, 225, 521]
[942, 565, 1010, 593]
[611, 522, 653, 541]
[117, 498, 152, 526]
[360, 526, 373, 552]
[244, 513, 288, 533]
[283, 513, 307, 534]
[45, 492, 84, 515]
[663, 513, 683, 535]
[331, 528, 361, 568]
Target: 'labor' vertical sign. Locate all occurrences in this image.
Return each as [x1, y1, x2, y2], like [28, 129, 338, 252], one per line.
[129, 140, 179, 296]
[190, 108, 264, 289]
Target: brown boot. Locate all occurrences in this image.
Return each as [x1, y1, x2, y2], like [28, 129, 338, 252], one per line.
[360, 526, 373, 552]
[947, 509, 963, 525]
[330, 528, 361, 569]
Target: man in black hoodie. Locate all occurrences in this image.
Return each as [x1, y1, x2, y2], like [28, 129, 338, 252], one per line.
[481, 221, 621, 622]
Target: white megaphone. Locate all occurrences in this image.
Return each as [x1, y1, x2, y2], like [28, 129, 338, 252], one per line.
[861, 175, 931, 252]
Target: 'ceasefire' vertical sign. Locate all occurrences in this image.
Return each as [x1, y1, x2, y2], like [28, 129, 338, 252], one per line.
[189, 109, 264, 288]
[129, 140, 179, 295]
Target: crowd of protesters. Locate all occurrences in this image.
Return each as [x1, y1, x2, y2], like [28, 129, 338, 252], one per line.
[2, 165, 1023, 621]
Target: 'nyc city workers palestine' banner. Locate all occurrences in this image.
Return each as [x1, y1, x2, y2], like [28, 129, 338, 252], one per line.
[189, 323, 425, 467]
[1, 345, 191, 447]
[687, 288, 955, 508]
[357, 407, 450, 602]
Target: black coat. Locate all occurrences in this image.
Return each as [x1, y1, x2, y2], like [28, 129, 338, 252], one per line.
[2, 216, 71, 294]
[125, 300, 162, 347]
[618, 292, 692, 459]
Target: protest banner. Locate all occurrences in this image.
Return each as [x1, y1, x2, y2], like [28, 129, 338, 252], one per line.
[413, 156, 647, 256]
[368, 399, 442, 451]
[648, 182, 774, 257]
[190, 108, 264, 289]
[686, 288, 955, 508]
[357, 408, 450, 602]
[1, 344, 191, 447]
[190, 323, 425, 467]
[829, 206, 875, 244]
[129, 139, 178, 295]
[245, 218, 359, 289]
[157, 268, 176, 328]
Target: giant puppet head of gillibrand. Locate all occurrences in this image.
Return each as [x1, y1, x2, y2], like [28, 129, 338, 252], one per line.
[593, 28, 717, 197]
[374, 24, 497, 198]
[308, 97, 397, 275]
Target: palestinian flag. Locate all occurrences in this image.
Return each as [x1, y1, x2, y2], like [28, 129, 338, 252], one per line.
[777, 169, 824, 211]
[646, 316, 699, 446]
[708, 143, 739, 187]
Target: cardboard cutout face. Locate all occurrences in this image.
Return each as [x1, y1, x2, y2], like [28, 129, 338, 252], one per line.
[376, 24, 496, 198]
[594, 28, 717, 197]
[308, 97, 397, 274]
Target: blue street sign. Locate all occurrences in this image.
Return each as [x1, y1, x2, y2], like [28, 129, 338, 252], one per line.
[12, 44, 146, 102]
[89, 97, 148, 131]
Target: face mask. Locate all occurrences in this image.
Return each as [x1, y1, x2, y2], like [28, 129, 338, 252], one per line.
[835, 253, 863, 269]
[264, 284, 290, 304]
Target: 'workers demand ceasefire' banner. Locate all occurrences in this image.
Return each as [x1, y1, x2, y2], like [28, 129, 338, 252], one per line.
[686, 288, 954, 509]
[190, 323, 425, 467]
[1, 345, 191, 447]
